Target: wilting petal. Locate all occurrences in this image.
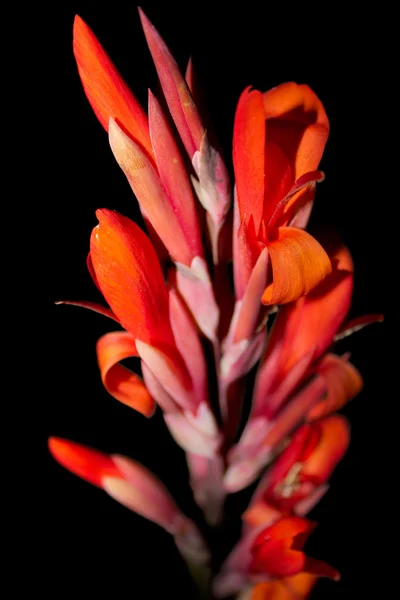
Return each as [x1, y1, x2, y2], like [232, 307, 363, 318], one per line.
[148, 91, 203, 258]
[139, 8, 204, 159]
[109, 119, 195, 265]
[262, 227, 331, 305]
[90, 209, 174, 348]
[73, 16, 152, 155]
[48, 437, 121, 488]
[96, 331, 155, 417]
[233, 88, 266, 233]
[308, 354, 363, 421]
[250, 573, 317, 600]
[263, 82, 329, 180]
[55, 300, 119, 323]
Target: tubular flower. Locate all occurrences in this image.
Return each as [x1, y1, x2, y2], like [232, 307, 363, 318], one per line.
[51, 9, 382, 600]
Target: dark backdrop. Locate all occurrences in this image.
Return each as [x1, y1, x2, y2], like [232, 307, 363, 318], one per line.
[39, 1, 386, 598]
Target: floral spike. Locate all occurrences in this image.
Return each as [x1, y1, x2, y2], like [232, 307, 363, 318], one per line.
[52, 12, 382, 600]
[233, 83, 331, 302]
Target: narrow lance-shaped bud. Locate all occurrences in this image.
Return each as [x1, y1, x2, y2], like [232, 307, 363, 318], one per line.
[49, 438, 210, 565]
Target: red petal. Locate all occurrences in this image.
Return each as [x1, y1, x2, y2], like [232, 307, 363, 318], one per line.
[48, 437, 121, 488]
[90, 209, 174, 348]
[262, 227, 331, 305]
[233, 87, 266, 233]
[334, 313, 384, 341]
[97, 331, 155, 417]
[139, 9, 204, 158]
[148, 91, 203, 259]
[73, 16, 152, 155]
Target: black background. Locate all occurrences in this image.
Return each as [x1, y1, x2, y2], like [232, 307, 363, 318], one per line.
[35, 1, 387, 598]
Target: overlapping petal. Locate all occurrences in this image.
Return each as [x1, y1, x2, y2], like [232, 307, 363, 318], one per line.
[90, 208, 174, 348]
[261, 227, 331, 306]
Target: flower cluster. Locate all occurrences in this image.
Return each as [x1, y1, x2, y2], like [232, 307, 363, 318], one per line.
[50, 10, 381, 599]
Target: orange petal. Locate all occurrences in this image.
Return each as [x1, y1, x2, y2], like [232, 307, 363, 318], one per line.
[262, 227, 331, 305]
[48, 437, 122, 488]
[308, 354, 363, 421]
[109, 118, 195, 265]
[233, 87, 266, 233]
[251, 573, 317, 600]
[90, 209, 174, 348]
[73, 16, 152, 156]
[97, 331, 155, 417]
[303, 415, 350, 481]
[263, 82, 329, 180]
[139, 9, 204, 158]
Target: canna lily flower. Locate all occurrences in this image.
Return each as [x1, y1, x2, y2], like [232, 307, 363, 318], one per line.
[51, 9, 382, 600]
[233, 84, 331, 303]
[213, 517, 338, 597]
[244, 415, 350, 527]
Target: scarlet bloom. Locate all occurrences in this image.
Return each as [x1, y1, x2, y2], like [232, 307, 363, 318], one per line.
[51, 9, 381, 600]
[244, 415, 350, 526]
[250, 517, 340, 581]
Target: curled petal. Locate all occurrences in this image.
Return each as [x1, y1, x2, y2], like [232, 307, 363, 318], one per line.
[263, 82, 329, 180]
[90, 209, 174, 348]
[73, 16, 152, 155]
[48, 437, 121, 488]
[262, 227, 331, 305]
[109, 119, 195, 265]
[233, 87, 266, 233]
[97, 331, 155, 417]
[308, 354, 363, 421]
[139, 8, 204, 158]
